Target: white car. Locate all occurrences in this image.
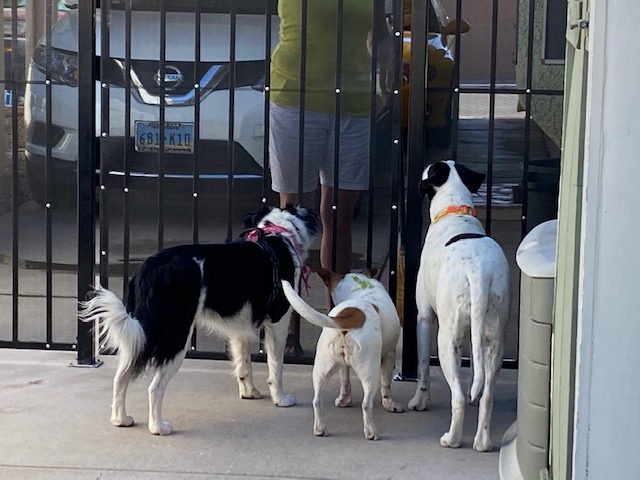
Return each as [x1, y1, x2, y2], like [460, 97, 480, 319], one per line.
[24, 0, 278, 207]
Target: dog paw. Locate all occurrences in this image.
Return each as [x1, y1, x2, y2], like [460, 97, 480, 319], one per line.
[440, 432, 461, 448]
[313, 425, 328, 437]
[111, 415, 134, 427]
[240, 387, 262, 400]
[149, 421, 173, 436]
[473, 434, 493, 452]
[408, 390, 430, 411]
[364, 427, 379, 441]
[382, 397, 404, 413]
[273, 392, 296, 407]
[335, 395, 352, 408]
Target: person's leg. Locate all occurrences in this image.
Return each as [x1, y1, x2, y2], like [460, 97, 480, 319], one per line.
[320, 185, 360, 274]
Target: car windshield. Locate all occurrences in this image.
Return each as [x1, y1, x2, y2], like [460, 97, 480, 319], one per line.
[109, 0, 278, 15]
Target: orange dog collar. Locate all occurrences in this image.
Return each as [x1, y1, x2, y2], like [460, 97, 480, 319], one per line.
[432, 205, 477, 224]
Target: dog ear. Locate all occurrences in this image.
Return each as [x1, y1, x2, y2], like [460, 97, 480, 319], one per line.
[362, 267, 378, 278]
[419, 161, 450, 199]
[454, 163, 486, 194]
[317, 267, 344, 290]
[243, 206, 272, 228]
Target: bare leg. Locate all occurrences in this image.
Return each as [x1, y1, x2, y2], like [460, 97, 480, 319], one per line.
[263, 317, 296, 407]
[111, 361, 135, 427]
[228, 337, 261, 400]
[320, 186, 360, 273]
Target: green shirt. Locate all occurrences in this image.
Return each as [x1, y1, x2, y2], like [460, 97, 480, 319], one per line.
[270, 0, 375, 117]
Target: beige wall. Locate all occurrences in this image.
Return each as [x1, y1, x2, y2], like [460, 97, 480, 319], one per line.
[441, 0, 518, 84]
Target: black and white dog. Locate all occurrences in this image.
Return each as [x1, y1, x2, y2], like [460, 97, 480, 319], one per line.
[79, 205, 320, 435]
[408, 161, 510, 452]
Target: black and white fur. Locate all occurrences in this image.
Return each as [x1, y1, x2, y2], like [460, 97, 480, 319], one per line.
[409, 160, 510, 452]
[79, 206, 320, 435]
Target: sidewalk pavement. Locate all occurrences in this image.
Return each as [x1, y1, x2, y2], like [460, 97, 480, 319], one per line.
[0, 348, 516, 480]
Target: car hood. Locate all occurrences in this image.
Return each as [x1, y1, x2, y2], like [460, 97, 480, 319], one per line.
[46, 9, 279, 61]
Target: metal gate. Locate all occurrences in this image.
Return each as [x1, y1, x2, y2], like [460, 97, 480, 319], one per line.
[1, 0, 564, 377]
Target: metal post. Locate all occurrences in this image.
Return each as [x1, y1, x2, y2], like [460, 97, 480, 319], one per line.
[75, 0, 101, 367]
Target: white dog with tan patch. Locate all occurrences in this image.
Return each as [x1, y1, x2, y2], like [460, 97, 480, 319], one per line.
[282, 268, 403, 440]
[408, 160, 510, 452]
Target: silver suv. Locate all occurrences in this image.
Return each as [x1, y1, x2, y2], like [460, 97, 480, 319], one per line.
[24, 0, 278, 207]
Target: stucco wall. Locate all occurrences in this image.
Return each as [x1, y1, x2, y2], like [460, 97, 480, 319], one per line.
[516, 0, 564, 147]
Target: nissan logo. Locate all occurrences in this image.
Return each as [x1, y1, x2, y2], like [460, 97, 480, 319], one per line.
[154, 65, 183, 90]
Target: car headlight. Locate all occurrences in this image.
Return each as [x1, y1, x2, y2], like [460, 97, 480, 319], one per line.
[31, 44, 79, 86]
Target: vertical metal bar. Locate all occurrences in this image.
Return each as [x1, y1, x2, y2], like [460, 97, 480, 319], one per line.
[262, 0, 273, 203]
[388, 0, 404, 305]
[122, 0, 132, 294]
[157, 0, 166, 250]
[450, 0, 463, 159]
[100, 0, 112, 291]
[192, 0, 201, 245]
[402, 0, 428, 379]
[45, 0, 53, 344]
[76, 0, 98, 365]
[191, 0, 201, 351]
[226, 1, 237, 242]
[10, 0, 19, 342]
[330, 0, 344, 271]
[522, 0, 536, 237]
[297, 0, 308, 198]
[485, 0, 501, 236]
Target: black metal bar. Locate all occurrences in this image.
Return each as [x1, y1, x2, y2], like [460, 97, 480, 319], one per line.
[45, 0, 53, 344]
[450, 0, 463, 159]
[226, 1, 237, 242]
[297, 0, 308, 199]
[157, 0, 166, 250]
[76, 0, 98, 365]
[401, 0, 428, 380]
[522, 0, 536, 237]
[262, 0, 273, 203]
[122, 0, 133, 294]
[99, 0, 111, 291]
[330, 0, 344, 271]
[193, 0, 201, 245]
[484, 0, 501, 237]
[10, 0, 19, 342]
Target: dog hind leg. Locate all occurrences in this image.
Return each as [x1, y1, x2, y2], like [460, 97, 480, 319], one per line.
[473, 336, 504, 452]
[409, 307, 435, 411]
[228, 337, 262, 400]
[438, 328, 465, 448]
[353, 365, 380, 440]
[263, 318, 295, 406]
[111, 361, 135, 427]
[312, 361, 339, 436]
[334, 366, 352, 408]
[147, 332, 191, 435]
[380, 351, 403, 413]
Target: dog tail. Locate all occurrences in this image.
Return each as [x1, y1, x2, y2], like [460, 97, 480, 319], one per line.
[79, 285, 146, 374]
[469, 275, 489, 404]
[281, 280, 366, 330]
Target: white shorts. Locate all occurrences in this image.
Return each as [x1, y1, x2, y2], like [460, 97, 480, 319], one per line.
[269, 102, 371, 193]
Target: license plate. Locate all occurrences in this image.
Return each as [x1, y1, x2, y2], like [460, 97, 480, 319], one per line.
[134, 121, 195, 154]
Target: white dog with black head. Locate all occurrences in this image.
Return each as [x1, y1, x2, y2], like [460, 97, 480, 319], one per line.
[408, 160, 510, 452]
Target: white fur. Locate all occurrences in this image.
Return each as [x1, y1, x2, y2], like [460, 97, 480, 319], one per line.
[282, 271, 403, 440]
[409, 160, 510, 452]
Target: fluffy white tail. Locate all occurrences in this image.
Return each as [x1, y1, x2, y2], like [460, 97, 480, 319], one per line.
[78, 286, 146, 373]
[281, 280, 366, 330]
[468, 274, 490, 404]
